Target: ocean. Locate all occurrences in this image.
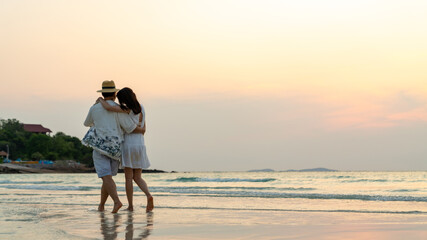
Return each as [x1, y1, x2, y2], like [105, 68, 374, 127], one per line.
[0, 171, 426, 239]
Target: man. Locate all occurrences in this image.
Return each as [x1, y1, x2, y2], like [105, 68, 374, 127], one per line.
[84, 80, 145, 213]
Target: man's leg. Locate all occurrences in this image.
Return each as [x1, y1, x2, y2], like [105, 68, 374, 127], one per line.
[93, 150, 109, 211]
[93, 151, 122, 213]
[101, 175, 122, 213]
[98, 183, 109, 211]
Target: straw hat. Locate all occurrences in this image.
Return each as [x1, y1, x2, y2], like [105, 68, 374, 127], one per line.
[97, 80, 119, 93]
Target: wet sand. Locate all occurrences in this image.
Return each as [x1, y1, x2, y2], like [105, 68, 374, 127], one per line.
[1, 202, 426, 240]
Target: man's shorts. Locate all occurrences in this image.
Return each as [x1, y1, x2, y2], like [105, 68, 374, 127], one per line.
[93, 150, 119, 178]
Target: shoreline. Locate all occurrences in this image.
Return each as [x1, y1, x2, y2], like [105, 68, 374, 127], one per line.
[0, 163, 168, 174]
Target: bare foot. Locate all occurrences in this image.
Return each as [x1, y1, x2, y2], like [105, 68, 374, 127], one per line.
[146, 196, 154, 213]
[127, 206, 134, 211]
[112, 202, 123, 213]
[98, 205, 105, 212]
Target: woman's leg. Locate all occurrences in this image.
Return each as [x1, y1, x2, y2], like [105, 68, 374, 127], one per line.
[124, 167, 134, 211]
[133, 169, 154, 212]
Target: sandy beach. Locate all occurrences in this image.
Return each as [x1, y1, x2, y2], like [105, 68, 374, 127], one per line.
[1, 203, 426, 240]
[0, 172, 426, 239]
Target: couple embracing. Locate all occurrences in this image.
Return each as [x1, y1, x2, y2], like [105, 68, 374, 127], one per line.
[83, 80, 153, 213]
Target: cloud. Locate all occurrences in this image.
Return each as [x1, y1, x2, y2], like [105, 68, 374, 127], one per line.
[323, 91, 427, 130]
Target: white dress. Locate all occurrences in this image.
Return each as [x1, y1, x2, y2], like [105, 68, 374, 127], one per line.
[121, 104, 150, 169]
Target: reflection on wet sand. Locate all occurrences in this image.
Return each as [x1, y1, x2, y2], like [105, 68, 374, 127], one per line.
[100, 212, 120, 240]
[125, 212, 153, 240]
[99, 211, 153, 240]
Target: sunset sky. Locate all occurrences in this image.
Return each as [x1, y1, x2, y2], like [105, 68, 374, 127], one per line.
[1, 0, 427, 171]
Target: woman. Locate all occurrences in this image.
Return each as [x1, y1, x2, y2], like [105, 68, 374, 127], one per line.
[98, 87, 153, 212]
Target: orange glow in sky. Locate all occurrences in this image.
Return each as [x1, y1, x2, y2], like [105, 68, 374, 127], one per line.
[1, 0, 427, 170]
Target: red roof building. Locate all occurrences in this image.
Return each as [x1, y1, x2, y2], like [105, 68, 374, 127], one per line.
[22, 124, 52, 134]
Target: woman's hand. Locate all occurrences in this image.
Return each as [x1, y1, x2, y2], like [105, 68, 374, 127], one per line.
[98, 98, 128, 113]
[94, 97, 101, 105]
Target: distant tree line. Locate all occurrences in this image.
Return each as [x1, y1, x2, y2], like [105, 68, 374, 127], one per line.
[0, 119, 93, 167]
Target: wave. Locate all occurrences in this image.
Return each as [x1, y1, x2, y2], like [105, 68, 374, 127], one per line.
[278, 187, 316, 191]
[150, 189, 427, 202]
[3, 201, 425, 215]
[155, 206, 427, 215]
[1, 184, 424, 202]
[0, 180, 64, 184]
[167, 177, 276, 182]
[151, 186, 315, 191]
[390, 189, 420, 192]
[342, 179, 389, 183]
[324, 175, 353, 179]
[273, 193, 427, 202]
[0, 185, 96, 191]
[0, 201, 98, 206]
[0, 184, 314, 195]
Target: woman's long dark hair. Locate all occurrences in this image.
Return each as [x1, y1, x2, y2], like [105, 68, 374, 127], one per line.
[116, 87, 141, 114]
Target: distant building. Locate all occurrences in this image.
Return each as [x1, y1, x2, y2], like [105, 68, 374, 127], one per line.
[22, 124, 52, 135]
[0, 151, 7, 159]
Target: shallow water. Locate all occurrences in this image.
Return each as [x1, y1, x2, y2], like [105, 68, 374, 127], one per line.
[0, 172, 426, 239]
[1, 172, 426, 213]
